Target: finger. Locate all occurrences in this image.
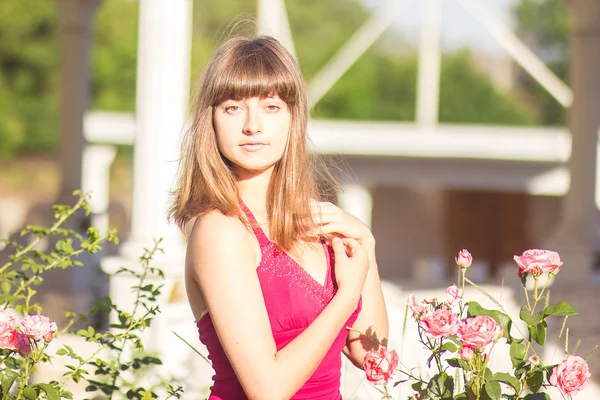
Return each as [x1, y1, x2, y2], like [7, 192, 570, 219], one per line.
[311, 214, 342, 227]
[331, 237, 349, 260]
[314, 222, 347, 237]
[340, 237, 360, 257]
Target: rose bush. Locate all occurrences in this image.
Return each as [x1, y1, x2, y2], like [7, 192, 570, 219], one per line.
[0, 192, 183, 400]
[361, 249, 593, 400]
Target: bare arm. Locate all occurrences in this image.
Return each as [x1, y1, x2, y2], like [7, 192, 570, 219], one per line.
[310, 200, 389, 366]
[188, 212, 368, 400]
[343, 240, 389, 367]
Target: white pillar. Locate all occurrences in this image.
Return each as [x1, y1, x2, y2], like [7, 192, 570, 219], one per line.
[101, 0, 194, 386]
[257, 0, 296, 59]
[547, 0, 600, 287]
[337, 184, 373, 228]
[415, 0, 442, 128]
[56, 0, 101, 205]
[82, 145, 117, 235]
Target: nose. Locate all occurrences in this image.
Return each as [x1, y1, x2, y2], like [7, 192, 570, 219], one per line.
[243, 106, 263, 135]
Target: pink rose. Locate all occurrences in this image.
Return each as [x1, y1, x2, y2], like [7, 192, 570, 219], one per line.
[513, 249, 562, 277]
[458, 316, 502, 349]
[363, 347, 399, 385]
[445, 285, 463, 307]
[0, 328, 18, 351]
[549, 355, 590, 396]
[421, 308, 461, 339]
[408, 294, 430, 321]
[455, 249, 473, 269]
[20, 314, 57, 342]
[0, 310, 17, 351]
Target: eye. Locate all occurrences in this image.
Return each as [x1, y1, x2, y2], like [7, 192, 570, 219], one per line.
[265, 105, 280, 112]
[225, 105, 241, 113]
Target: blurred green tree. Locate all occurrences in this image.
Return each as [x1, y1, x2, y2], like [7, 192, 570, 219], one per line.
[0, 0, 538, 157]
[514, 0, 569, 125]
[0, 0, 59, 156]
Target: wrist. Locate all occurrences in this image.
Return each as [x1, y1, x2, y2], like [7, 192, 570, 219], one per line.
[335, 285, 362, 307]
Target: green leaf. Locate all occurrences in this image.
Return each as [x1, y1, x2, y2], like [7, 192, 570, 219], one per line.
[454, 394, 468, 400]
[526, 370, 544, 393]
[484, 380, 501, 400]
[442, 341, 459, 353]
[485, 368, 493, 381]
[542, 301, 578, 317]
[519, 306, 544, 326]
[426, 372, 454, 400]
[36, 383, 61, 400]
[447, 357, 471, 370]
[510, 341, 526, 368]
[23, 386, 37, 400]
[1, 370, 19, 392]
[492, 372, 521, 392]
[1, 281, 10, 294]
[529, 321, 547, 346]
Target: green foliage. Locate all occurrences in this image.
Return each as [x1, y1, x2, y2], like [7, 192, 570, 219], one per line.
[514, 0, 569, 125]
[0, 192, 182, 399]
[0, 0, 59, 156]
[91, 0, 140, 112]
[1, 0, 540, 158]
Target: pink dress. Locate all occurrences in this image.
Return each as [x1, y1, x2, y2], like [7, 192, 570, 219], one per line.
[196, 201, 362, 399]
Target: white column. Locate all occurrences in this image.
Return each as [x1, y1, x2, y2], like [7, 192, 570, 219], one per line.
[101, 0, 194, 386]
[257, 0, 296, 59]
[82, 145, 117, 235]
[415, 0, 442, 128]
[56, 0, 101, 204]
[337, 184, 373, 228]
[547, 0, 600, 287]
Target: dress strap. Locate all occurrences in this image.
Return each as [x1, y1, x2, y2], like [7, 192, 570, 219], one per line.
[239, 199, 271, 247]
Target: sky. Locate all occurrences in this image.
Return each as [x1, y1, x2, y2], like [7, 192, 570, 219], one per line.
[360, 0, 519, 57]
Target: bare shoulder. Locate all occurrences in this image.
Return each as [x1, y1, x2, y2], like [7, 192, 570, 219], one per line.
[186, 210, 256, 276]
[188, 210, 249, 245]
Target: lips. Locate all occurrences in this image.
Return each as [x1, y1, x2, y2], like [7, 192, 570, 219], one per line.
[240, 142, 268, 152]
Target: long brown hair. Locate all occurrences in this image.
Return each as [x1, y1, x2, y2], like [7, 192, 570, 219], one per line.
[169, 35, 336, 252]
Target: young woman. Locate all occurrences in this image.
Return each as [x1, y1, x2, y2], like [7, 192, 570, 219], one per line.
[170, 35, 388, 399]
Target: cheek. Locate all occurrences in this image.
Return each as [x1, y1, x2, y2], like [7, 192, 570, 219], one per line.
[270, 114, 292, 150]
[213, 118, 237, 154]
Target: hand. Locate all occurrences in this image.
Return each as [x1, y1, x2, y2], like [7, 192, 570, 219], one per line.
[310, 200, 375, 249]
[331, 237, 369, 300]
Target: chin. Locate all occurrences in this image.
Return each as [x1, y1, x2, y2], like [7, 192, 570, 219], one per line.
[234, 162, 277, 178]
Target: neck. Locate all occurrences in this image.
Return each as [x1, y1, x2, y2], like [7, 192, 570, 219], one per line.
[236, 168, 273, 215]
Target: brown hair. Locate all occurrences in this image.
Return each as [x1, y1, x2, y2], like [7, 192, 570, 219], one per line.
[169, 35, 336, 252]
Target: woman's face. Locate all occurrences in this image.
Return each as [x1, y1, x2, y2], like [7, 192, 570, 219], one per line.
[213, 95, 291, 179]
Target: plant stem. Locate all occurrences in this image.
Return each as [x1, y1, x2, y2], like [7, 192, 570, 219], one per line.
[523, 284, 532, 311]
[531, 277, 540, 313]
[107, 239, 162, 400]
[0, 194, 86, 275]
